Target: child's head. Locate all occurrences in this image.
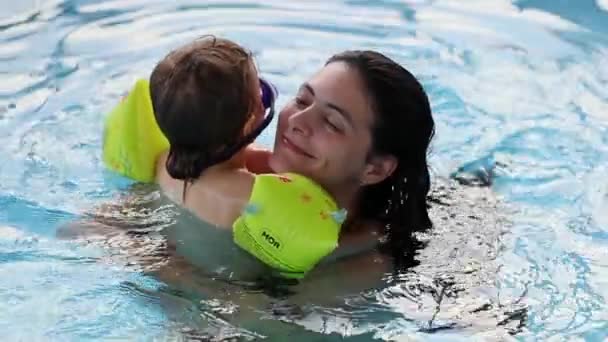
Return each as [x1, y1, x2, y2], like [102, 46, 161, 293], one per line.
[150, 36, 263, 181]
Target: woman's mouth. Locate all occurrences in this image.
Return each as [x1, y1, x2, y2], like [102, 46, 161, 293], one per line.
[281, 135, 315, 159]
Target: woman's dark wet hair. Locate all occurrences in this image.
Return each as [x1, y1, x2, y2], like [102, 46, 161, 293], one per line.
[326, 51, 435, 265]
[149, 36, 258, 195]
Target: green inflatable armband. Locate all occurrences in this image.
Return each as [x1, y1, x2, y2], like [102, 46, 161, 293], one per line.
[102, 79, 169, 182]
[233, 173, 346, 279]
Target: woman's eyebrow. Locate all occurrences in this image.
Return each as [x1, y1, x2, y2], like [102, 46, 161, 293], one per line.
[302, 83, 315, 96]
[303, 82, 354, 125]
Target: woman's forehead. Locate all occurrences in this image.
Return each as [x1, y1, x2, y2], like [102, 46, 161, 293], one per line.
[308, 62, 374, 126]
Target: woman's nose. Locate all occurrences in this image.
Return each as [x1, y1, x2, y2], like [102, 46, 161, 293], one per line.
[287, 107, 313, 137]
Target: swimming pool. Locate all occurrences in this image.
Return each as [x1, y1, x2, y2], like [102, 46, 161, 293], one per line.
[1, 0, 607, 340]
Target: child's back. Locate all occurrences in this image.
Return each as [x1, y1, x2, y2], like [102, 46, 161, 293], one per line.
[150, 36, 264, 228]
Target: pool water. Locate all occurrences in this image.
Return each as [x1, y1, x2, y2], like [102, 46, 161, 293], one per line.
[1, 0, 608, 340]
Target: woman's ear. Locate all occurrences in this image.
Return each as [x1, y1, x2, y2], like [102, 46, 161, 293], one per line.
[360, 154, 397, 186]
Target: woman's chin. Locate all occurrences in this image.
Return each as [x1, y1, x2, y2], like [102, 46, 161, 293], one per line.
[268, 154, 288, 173]
[269, 152, 307, 175]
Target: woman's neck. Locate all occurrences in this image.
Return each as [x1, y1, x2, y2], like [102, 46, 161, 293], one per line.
[328, 183, 361, 219]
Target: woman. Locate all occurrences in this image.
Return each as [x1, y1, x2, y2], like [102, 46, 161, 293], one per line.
[247, 50, 435, 265]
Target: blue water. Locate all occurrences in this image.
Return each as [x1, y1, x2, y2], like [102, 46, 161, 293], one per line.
[1, 0, 608, 340]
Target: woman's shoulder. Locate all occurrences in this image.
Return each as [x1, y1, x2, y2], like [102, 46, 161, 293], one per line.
[329, 220, 384, 261]
[314, 220, 390, 277]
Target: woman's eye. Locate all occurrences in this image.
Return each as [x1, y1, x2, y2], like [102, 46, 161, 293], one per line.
[295, 97, 307, 107]
[325, 118, 341, 132]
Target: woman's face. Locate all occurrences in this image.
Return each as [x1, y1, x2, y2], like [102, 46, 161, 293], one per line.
[269, 61, 384, 195]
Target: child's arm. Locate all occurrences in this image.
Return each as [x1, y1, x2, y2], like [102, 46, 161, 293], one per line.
[244, 145, 274, 174]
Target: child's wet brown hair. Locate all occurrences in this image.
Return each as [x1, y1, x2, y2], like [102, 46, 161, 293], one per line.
[150, 35, 259, 183]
